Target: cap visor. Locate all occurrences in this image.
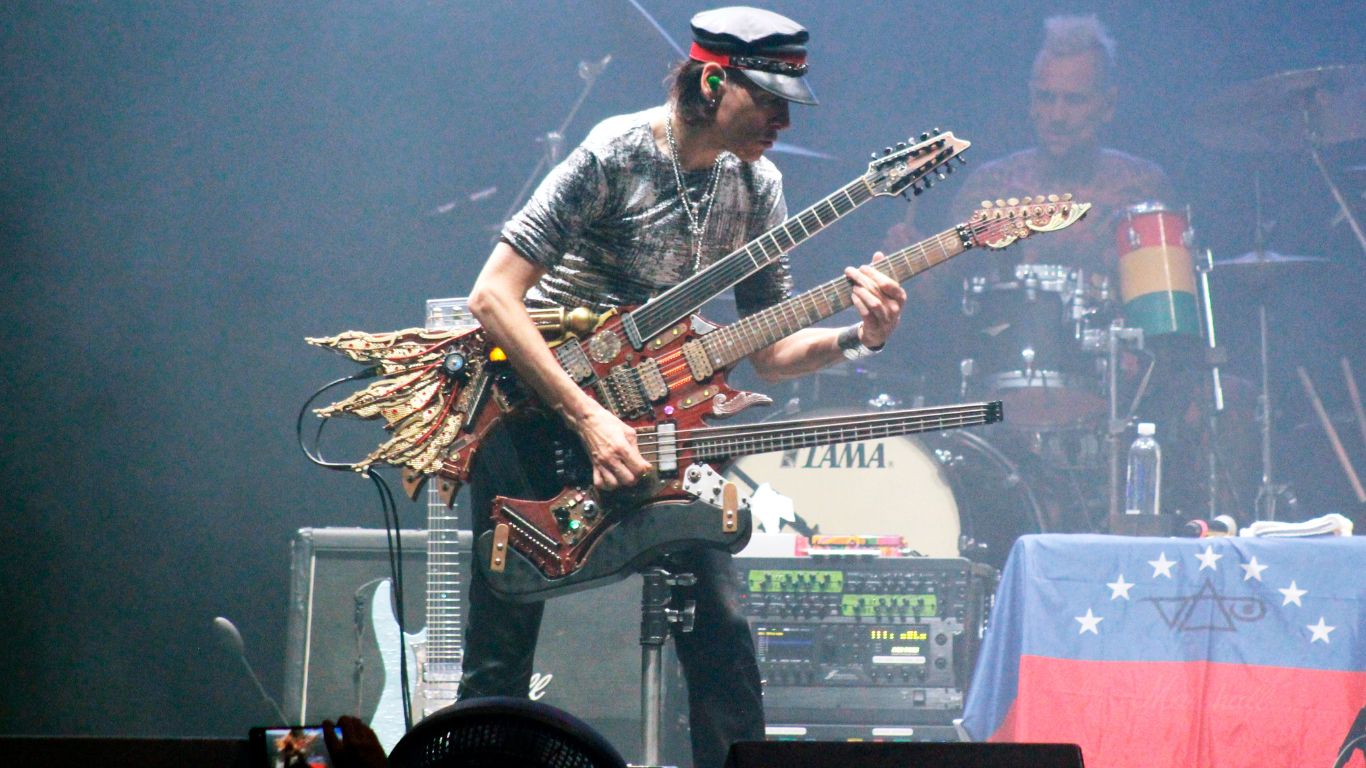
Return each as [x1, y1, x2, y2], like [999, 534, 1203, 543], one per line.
[745, 70, 818, 106]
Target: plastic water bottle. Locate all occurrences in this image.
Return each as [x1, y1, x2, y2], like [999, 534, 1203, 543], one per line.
[1125, 422, 1162, 515]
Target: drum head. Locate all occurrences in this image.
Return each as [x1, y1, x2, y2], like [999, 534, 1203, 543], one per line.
[723, 431, 962, 558]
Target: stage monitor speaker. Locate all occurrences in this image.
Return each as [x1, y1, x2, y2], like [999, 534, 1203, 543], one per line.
[281, 527, 683, 761]
[725, 741, 1085, 768]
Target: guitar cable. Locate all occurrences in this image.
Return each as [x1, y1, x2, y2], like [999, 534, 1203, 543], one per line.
[296, 368, 416, 730]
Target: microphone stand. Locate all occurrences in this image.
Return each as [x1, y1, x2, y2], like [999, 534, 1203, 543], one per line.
[496, 55, 612, 232]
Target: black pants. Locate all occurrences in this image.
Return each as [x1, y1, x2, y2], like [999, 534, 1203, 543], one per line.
[458, 419, 765, 768]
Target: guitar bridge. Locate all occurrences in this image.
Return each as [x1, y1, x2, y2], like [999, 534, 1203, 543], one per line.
[598, 365, 650, 419]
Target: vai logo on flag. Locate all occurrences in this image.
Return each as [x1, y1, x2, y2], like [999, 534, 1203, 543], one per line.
[1069, 544, 1340, 648]
[963, 535, 1366, 768]
[1145, 577, 1268, 632]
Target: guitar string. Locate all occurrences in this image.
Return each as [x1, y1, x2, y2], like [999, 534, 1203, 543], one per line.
[630, 416, 990, 462]
[633, 143, 978, 332]
[669, 206, 1073, 374]
[629, 408, 993, 460]
[632, 404, 990, 444]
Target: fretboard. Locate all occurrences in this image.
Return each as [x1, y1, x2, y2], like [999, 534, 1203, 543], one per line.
[424, 484, 463, 673]
[680, 401, 999, 461]
[626, 176, 878, 344]
[699, 227, 968, 368]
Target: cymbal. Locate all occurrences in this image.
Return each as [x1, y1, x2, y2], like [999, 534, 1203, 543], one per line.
[1192, 64, 1366, 152]
[1214, 250, 1333, 267]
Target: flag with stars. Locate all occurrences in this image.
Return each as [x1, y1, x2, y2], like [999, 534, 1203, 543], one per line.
[962, 534, 1366, 768]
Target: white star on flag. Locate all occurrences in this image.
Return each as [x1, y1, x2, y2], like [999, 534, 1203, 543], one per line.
[1107, 574, 1134, 600]
[1307, 617, 1335, 644]
[1279, 581, 1308, 607]
[1240, 557, 1268, 582]
[1075, 608, 1103, 635]
[1195, 546, 1223, 571]
[1148, 552, 1176, 579]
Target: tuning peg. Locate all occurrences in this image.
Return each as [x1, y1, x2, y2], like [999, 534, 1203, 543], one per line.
[920, 132, 930, 141]
[957, 155, 968, 164]
[932, 127, 941, 134]
[870, 151, 879, 160]
[936, 170, 947, 180]
[923, 177, 934, 189]
[896, 141, 907, 150]
[884, 146, 893, 155]
[912, 184, 925, 196]
[945, 164, 955, 174]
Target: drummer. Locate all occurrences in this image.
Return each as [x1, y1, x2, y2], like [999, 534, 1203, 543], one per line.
[886, 14, 1173, 274]
[885, 15, 1249, 524]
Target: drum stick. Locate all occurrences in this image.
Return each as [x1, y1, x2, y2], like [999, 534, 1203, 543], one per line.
[1297, 365, 1366, 503]
[1340, 357, 1366, 455]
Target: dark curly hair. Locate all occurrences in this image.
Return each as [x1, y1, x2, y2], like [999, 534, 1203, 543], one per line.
[666, 59, 713, 126]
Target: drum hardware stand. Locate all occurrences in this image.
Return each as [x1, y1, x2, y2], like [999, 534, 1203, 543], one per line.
[1301, 98, 1366, 258]
[1245, 174, 1298, 521]
[1196, 248, 1229, 520]
[639, 566, 695, 768]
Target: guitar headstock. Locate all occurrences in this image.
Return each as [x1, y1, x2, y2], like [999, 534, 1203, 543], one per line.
[865, 130, 971, 198]
[966, 194, 1091, 250]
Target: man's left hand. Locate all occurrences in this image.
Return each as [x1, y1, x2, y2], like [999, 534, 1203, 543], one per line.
[844, 252, 905, 349]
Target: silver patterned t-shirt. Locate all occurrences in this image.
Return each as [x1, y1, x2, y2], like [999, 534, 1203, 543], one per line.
[501, 106, 792, 317]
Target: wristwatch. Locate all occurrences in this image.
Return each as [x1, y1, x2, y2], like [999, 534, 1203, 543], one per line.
[838, 323, 882, 361]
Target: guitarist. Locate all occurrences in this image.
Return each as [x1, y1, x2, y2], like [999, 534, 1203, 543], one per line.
[463, 7, 906, 768]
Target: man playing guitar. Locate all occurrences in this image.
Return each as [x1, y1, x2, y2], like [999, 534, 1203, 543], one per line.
[462, 7, 906, 768]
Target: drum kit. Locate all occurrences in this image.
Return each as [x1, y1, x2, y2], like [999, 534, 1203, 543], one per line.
[727, 64, 1365, 568]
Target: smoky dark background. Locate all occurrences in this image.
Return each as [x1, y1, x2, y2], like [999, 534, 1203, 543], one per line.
[2, 0, 1362, 737]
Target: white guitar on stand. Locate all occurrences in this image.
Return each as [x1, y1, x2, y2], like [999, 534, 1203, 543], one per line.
[369, 298, 474, 751]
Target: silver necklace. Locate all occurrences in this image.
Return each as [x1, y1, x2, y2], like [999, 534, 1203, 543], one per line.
[665, 114, 724, 273]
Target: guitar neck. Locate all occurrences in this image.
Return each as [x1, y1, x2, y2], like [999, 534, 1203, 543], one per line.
[424, 484, 463, 675]
[674, 401, 999, 462]
[701, 227, 968, 367]
[627, 177, 877, 343]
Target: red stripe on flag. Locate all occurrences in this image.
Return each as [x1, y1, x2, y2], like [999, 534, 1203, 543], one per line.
[989, 656, 1366, 768]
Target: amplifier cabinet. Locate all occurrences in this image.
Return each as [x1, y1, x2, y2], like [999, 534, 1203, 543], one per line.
[281, 527, 683, 761]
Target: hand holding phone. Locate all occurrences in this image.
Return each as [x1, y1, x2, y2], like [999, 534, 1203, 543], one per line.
[321, 716, 388, 768]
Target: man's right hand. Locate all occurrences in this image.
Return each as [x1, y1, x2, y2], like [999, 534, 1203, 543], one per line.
[561, 400, 653, 490]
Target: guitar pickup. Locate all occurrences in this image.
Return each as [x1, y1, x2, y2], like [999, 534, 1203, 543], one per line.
[681, 339, 714, 381]
[555, 342, 595, 384]
[636, 358, 669, 403]
[654, 423, 677, 474]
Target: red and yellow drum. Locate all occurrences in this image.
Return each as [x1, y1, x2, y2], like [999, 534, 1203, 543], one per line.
[1116, 202, 1200, 339]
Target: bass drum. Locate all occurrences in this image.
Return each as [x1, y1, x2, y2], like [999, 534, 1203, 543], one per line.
[722, 429, 1044, 571]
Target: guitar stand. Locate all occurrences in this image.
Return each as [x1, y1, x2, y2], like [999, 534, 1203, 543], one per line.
[638, 566, 695, 768]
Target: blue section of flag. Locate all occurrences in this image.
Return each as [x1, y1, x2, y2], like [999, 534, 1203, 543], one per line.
[963, 533, 1366, 740]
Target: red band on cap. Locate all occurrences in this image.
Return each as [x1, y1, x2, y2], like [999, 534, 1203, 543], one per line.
[689, 42, 806, 68]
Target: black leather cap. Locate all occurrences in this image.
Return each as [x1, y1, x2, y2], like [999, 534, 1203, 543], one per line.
[690, 6, 818, 106]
